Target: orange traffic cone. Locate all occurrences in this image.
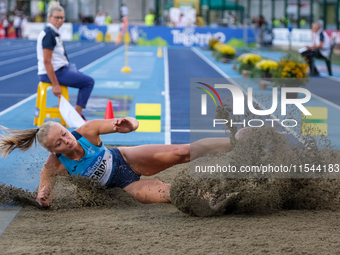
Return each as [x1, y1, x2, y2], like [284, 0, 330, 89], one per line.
[104, 101, 114, 119]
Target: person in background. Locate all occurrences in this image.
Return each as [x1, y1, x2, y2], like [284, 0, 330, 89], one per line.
[38, 0, 44, 14]
[105, 12, 112, 25]
[252, 15, 267, 45]
[36, 2, 94, 120]
[13, 11, 21, 38]
[145, 9, 155, 26]
[0, 1, 6, 16]
[272, 18, 281, 27]
[195, 14, 204, 27]
[120, 3, 128, 21]
[176, 13, 188, 27]
[166, 16, 175, 27]
[21, 14, 28, 37]
[2, 14, 8, 37]
[300, 19, 306, 27]
[94, 11, 105, 26]
[301, 20, 331, 76]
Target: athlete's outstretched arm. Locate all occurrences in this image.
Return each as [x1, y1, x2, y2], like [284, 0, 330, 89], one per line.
[79, 118, 139, 136]
[37, 154, 68, 207]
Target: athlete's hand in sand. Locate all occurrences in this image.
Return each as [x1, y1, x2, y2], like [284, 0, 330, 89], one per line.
[113, 118, 137, 133]
[36, 186, 54, 207]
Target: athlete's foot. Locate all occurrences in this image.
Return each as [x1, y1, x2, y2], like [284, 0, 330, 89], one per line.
[208, 192, 239, 212]
[235, 127, 256, 141]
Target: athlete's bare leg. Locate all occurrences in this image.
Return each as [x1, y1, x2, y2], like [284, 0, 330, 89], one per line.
[124, 179, 170, 203]
[119, 137, 231, 176]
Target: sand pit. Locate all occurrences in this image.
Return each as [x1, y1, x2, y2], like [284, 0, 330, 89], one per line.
[1, 127, 340, 254]
[2, 162, 340, 254]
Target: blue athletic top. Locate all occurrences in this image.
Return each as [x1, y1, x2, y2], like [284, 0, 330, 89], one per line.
[57, 131, 116, 186]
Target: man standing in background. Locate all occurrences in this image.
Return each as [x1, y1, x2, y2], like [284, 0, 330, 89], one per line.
[95, 11, 105, 26]
[120, 3, 128, 21]
[13, 11, 22, 38]
[145, 10, 155, 26]
[0, 1, 6, 16]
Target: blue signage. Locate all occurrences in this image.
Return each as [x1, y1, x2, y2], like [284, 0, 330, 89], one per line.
[128, 26, 257, 47]
[73, 24, 107, 41]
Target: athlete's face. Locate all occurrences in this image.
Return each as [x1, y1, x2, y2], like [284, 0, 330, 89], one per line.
[49, 10, 65, 29]
[45, 124, 77, 154]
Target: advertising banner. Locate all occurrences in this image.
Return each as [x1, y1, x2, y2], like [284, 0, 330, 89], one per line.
[73, 24, 107, 42]
[272, 28, 312, 47]
[23, 22, 73, 41]
[325, 30, 340, 45]
[128, 25, 257, 47]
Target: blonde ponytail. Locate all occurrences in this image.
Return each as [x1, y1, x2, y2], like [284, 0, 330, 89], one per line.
[0, 126, 39, 157]
[0, 121, 61, 157]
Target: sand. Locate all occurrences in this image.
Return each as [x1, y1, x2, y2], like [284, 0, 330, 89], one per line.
[1, 123, 340, 254]
[1, 159, 340, 254]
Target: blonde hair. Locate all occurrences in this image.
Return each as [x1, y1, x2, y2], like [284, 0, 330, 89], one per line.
[47, 1, 64, 17]
[0, 121, 61, 157]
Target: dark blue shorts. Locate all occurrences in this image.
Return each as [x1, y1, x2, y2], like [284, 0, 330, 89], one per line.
[106, 148, 141, 189]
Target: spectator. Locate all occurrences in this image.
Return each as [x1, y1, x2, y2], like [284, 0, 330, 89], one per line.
[94, 11, 105, 26]
[0, 1, 6, 15]
[145, 9, 155, 26]
[252, 15, 267, 45]
[166, 16, 175, 27]
[77, 13, 85, 23]
[13, 11, 21, 38]
[35, 12, 43, 22]
[21, 14, 28, 37]
[36, 2, 94, 120]
[2, 14, 8, 37]
[195, 14, 204, 27]
[301, 20, 331, 76]
[38, 0, 45, 15]
[120, 3, 128, 21]
[105, 12, 112, 25]
[176, 13, 188, 27]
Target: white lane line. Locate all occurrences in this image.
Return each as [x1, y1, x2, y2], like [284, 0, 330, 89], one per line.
[0, 43, 32, 51]
[68, 43, 105, 58]
[0, 44, 115, 82]
[78, 45, 124, 72]
[0, 54, 36, 66]
[163, 47, 171, 145]
[0, 46, 124, 117]
[0, 47, 36, 57]
[191, 47, 306, 144]
[0, 93, 39, 117]
[0, 93, 33, 97]
[311, 92, 340, 111]
[0, 204, 21, 237]
[0, 66, 38, 81]
[0, 43, 83, 66]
